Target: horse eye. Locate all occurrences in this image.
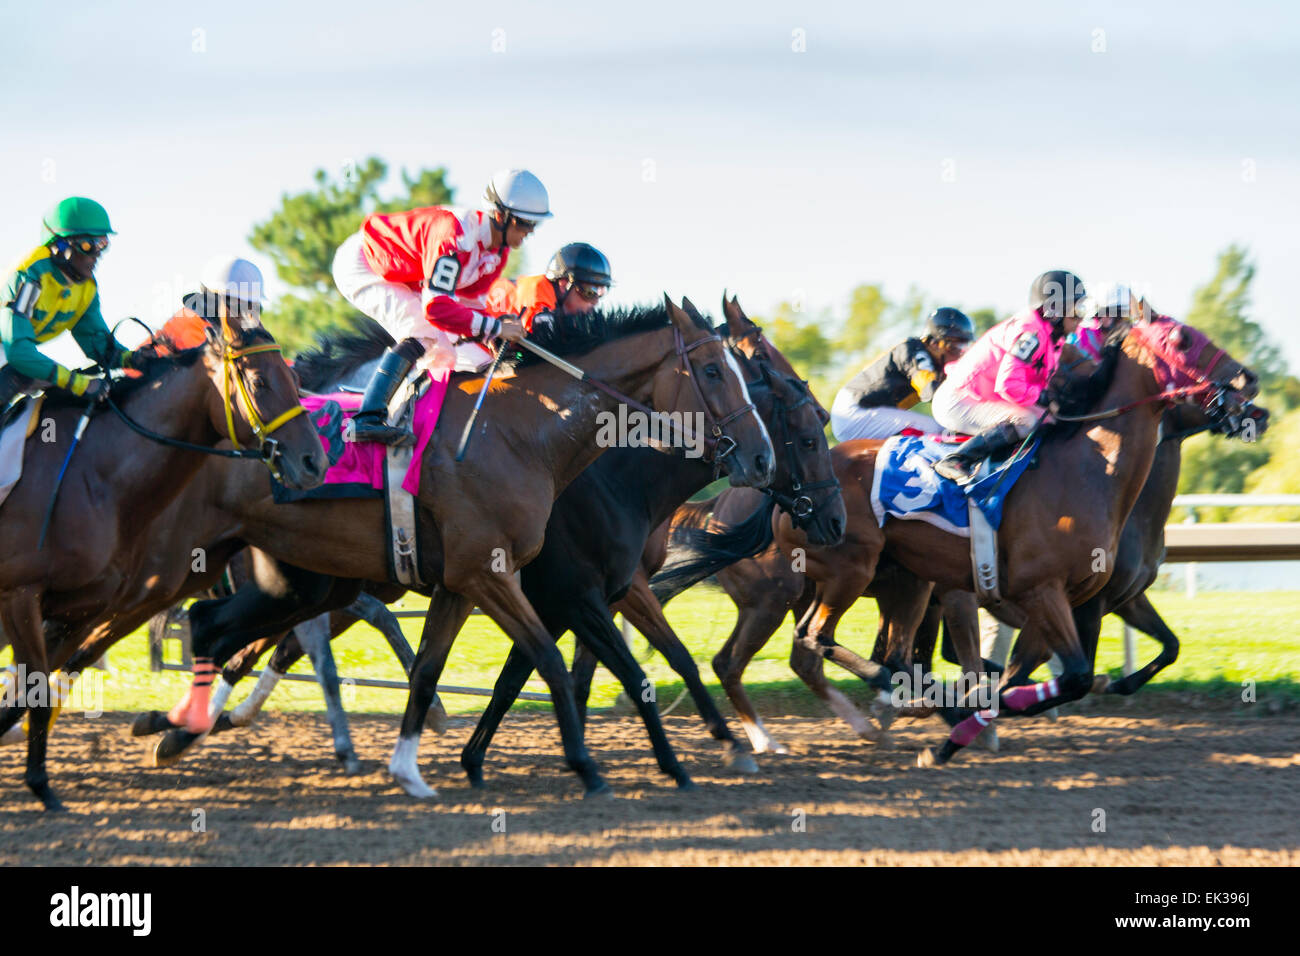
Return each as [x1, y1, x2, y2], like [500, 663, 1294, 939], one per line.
[801, 436, 816, 449]
[704, 364, 722, 380]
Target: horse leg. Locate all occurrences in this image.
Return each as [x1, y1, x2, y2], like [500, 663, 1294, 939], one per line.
[923, 585, 1092, 766]
[867, 568, 935, 732]
[1, 588, 62, 810]
[571, 590, 694, 788]
[348, 593, 446, 729]
[154, 560, 354, 765]
[288, 615, 361, 774]
[468, 573, 609, 797]
[459, 646, 537, 789]
[711, 576, 801, 755]
[936, 589, 1000, 751]
[788, 594, 884, 742]
[1106, 592, 1180, 695]
[615, 573, 756, 773]
[571, 641, 599, 727]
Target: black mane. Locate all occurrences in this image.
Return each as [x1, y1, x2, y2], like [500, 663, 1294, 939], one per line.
[294, 315, 394, 392]
[506, 302, 713, 368]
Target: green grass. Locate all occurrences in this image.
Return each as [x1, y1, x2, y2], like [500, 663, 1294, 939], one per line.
[9, 588, 1298, 719]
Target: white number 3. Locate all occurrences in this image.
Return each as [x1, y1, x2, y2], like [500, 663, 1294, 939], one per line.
[428, 256, 461, 295]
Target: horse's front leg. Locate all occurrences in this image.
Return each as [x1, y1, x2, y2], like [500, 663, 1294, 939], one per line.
[389, 586, 474, 798]
[0, 587, 63, 810]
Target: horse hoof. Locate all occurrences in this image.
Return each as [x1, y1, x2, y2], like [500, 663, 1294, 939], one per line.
[338, 754, 362, 776]
[917, 748, 940, 769]
[29, 783, 65, 811]
[727, 750, 760, 774]
[392, 774, 437, 799]
[674, 775, 697, 791]
[152, 730, 202, 767]
[857, 722, 885, 744]
[1091, 674, 1111, 695]
[131, 711, 178, 737]
[974, 726, 1000, 753]
[210, 713, 236, 735]
[427, 707, 449, 736]
[583, 781, 614, 800]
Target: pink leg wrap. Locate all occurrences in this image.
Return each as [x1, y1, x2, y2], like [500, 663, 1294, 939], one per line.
[1001, 678, 1060, 713]
[949, 709, 997, 747]
[182, 658, 217, 733]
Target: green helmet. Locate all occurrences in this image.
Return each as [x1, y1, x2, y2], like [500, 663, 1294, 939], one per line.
[41, 197, 116, 243]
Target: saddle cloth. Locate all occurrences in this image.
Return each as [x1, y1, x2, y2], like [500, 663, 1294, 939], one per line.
[870, 432, 1039, 538]
[0, 397, 44, 512]
[273, 368, 451, 504]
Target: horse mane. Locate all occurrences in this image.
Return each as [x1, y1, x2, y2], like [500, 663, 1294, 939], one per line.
[1041, 338, 1123, 443]
[505, 303, 713, 368]
[38, 344, 209, 412]
[293, 315, 395, 392]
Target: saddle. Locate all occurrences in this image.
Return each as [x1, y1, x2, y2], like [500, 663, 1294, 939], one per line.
[0, 395, 45, 512]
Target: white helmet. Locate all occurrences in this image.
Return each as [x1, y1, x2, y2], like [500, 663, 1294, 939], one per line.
[200, 256, 266, 306]
[483, 169, 553, 222]
[1095, 283, 1132, 320]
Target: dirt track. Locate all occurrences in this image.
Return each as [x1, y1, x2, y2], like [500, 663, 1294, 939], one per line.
[1, 708, 1296, 865]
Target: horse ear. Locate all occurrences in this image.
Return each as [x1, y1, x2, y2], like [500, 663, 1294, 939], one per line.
[680, 296, 705, 324]
[664, 294, 687, 327]
[722, 293, 753, 337]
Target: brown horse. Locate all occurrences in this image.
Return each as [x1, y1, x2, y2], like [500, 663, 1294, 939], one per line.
[773, 316, 1258, 765]
[0, 318, 325, 808]
[139, 299, 774, 797]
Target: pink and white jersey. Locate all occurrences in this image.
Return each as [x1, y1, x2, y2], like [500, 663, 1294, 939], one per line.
[944, 309, 1064, 408]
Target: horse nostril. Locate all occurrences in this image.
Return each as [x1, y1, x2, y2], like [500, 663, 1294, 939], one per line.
[830, 518, 843, 538]
[303, 454, 324, 478]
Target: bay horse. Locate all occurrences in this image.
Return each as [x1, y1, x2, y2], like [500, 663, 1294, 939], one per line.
[0, 317, 326, 809]
[143, 299, 775, 798]
[774, 316, 1259, 765]
[454, 295, 843, 787]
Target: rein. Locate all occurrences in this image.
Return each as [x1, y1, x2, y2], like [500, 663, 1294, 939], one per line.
[1051, 323, 1230, 425]
[107, 317, 305, 476]
[755, 375, 841, 524]
[512, 324, 758, 470]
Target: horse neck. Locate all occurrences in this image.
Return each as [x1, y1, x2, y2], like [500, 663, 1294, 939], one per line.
[516, 326, 685, 493]
[1074, 349, 1166, 535]
[96, 360, 222, 511]
[597, 446, 714, 529]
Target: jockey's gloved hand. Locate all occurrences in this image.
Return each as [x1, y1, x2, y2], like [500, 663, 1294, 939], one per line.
[83, 377, 111, 404]
[495, 316, 526, 344]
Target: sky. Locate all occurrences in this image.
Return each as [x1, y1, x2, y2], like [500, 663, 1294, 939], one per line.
[2, 0, 1297, 369]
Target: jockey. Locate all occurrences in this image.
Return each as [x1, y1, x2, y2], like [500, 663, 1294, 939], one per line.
[1070, 282, 1131, 362]
[486, 242, 613, 330]
[932, 270, 1087, 483]
[829, 307, 974, 441]
[0, 198, 131, 410]
[154, 257, 266, 352]
[331, 168, 551, 446]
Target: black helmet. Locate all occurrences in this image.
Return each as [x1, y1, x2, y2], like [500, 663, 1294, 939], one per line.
[924, 307, 974, 343]
[546, 242, 612, 287]
[1029, 270, 1087, 322]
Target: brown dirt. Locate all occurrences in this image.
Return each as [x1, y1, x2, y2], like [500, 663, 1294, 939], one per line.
[1, 709, 1296, 865]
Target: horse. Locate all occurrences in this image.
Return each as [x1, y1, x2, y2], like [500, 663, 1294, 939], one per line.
[0, 316, 326, 809]
[453, 295, 844, 788]
[139, 298, 775, 798]
[772, 315, 1259, 765]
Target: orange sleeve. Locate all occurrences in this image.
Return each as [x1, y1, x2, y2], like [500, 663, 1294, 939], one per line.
[160, 309, 208, 350]
[514, 275, 557, 328]
[484, 278, 517, 318]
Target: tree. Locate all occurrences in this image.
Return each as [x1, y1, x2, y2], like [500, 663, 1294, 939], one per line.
[1183, 244, 1297, 411]
[1242, 409, 1300, 521]
[249, 158, 455, 354]
[967, 307, 999, 335]
[762, 302, 834, 376]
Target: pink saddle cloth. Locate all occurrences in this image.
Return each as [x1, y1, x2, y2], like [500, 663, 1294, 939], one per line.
[301, 368, 451, 496]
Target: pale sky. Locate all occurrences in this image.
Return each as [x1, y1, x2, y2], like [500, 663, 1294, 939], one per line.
[3, 1, 1297, 368]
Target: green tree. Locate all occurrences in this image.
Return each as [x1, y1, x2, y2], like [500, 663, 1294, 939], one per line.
[967, 307, 999, 335]
[1183, 244, 1297, 411]
[836, 284, 889, 356]
[763, 302, 834, 375]
[1242, 409, 1300, 521]
[249, 158, 455, 354]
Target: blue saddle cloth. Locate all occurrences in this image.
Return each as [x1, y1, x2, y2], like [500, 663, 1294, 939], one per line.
[870, 433, 1039, 537]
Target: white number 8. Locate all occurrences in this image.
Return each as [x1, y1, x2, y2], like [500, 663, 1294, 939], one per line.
[428, 256, 461, 295]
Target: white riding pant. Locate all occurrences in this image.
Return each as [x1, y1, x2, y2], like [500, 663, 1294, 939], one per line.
[830, 389, 938, 442]
[931, 380, 1039, 439]
[331, 231, 458, 371]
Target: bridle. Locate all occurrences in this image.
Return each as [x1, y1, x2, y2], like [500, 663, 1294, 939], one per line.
[1051, 320, 1241, 425]
[756, 370, 842, 526]
[106, 314, 306, 479]
[558, 323, 760, 474]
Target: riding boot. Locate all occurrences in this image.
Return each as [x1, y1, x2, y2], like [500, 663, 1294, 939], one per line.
[933, 422, 1024, 484]
[350, 338, 425, 447]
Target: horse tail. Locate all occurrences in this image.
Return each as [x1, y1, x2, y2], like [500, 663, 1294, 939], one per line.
[649, 497, 776, 605]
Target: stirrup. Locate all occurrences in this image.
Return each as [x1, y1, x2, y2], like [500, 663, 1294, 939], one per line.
[934, 456, 978, 484]
[351, 410, 415, 447]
